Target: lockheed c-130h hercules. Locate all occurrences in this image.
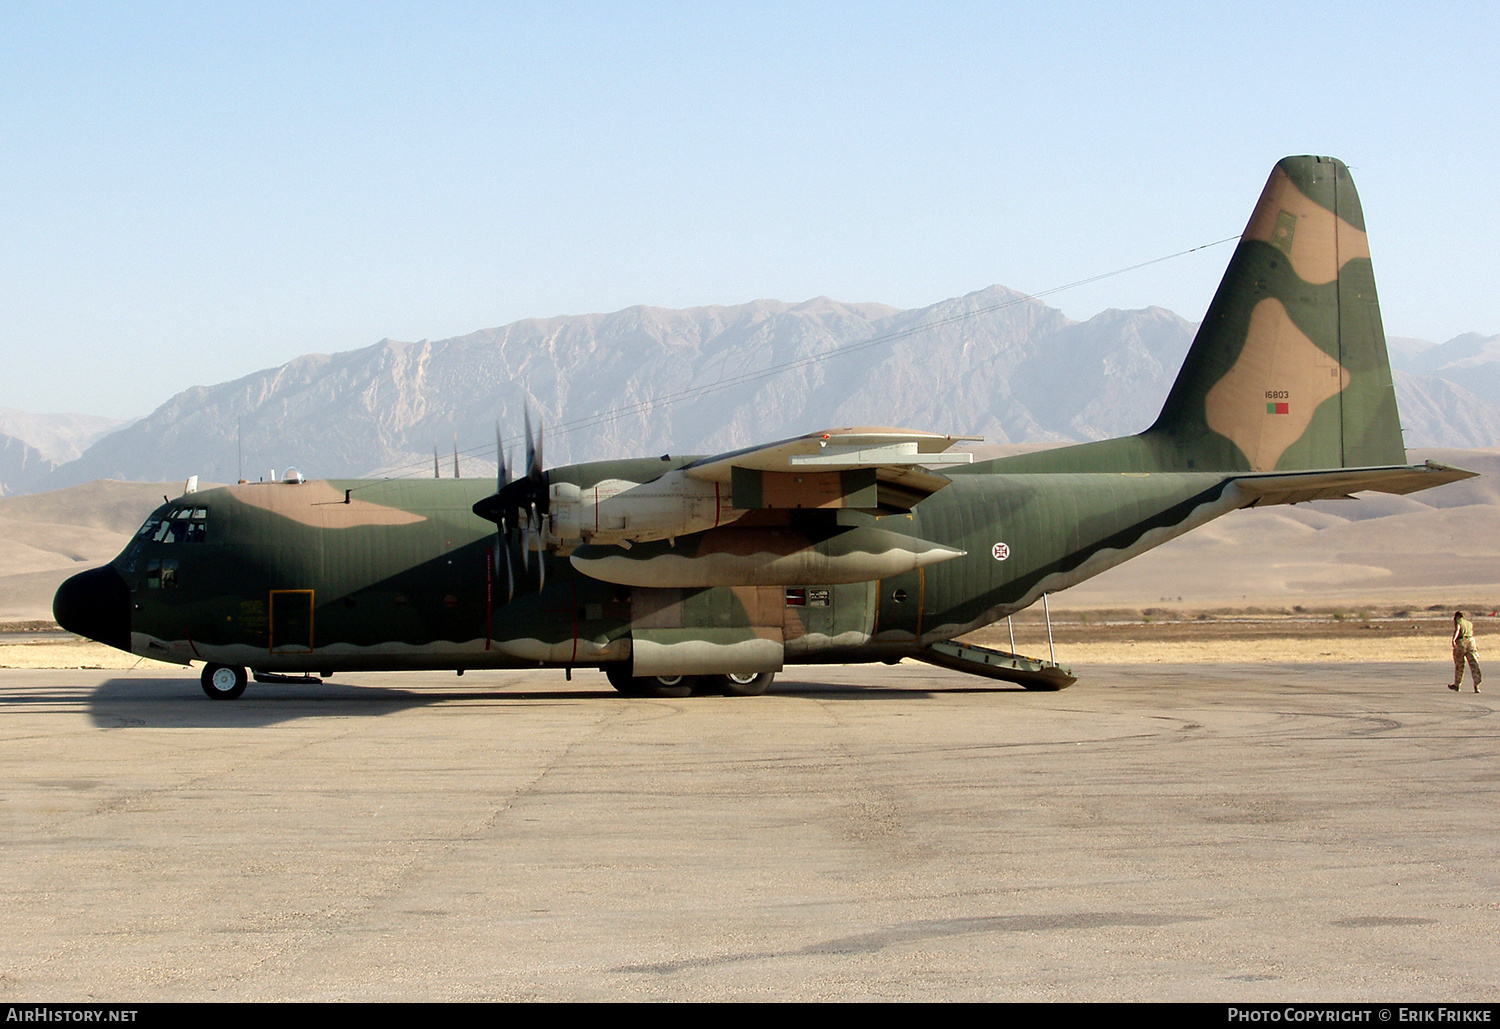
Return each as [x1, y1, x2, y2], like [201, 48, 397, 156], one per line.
[54, 156, 1477, 699]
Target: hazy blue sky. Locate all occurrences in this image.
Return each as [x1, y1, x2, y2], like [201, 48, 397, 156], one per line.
[3, 2, 1496, 419]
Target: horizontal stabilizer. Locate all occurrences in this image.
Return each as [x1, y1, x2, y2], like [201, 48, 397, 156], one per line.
[1229, 461, 1477, 507]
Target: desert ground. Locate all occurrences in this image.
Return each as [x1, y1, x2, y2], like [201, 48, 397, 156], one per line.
[1, 660, 1494, 1002]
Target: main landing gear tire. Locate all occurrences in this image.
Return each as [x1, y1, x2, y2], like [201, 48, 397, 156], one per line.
[603, 665, 695, 698]
[714, 671, 775, 697]
[640, 675, 694, 698]
[201, 663, 248, 700]
[604, 664, 644, 695]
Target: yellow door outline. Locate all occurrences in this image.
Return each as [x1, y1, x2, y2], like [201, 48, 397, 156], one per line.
[269, 589, 315, 654]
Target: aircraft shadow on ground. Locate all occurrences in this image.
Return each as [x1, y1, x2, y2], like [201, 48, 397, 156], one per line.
[774, 679, 1026, 699]
[84, 677, 583, 729]
[84, 674, 1026, 727]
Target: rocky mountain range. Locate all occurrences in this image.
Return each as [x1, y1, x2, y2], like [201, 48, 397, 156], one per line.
[0, 410, 130, 496]
[0, 434, 51, 495]
[9, 288, 1500, 495]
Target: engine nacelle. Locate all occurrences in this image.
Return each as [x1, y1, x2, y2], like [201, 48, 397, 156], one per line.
[547, 470, 742, 546]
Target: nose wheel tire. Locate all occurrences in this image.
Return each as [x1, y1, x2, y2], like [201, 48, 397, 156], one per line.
[201, 663, 248, 700]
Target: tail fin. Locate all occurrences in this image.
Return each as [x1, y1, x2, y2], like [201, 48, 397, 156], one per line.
[1150, 155, 1405, 471]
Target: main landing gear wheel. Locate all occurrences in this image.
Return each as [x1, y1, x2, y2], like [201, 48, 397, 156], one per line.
[603, 665, 694, 698]
[604, 664, 644, 695]
[641, 674, 694, 698]
[716, 671, 775, 697]
[201, 663, 248, 700]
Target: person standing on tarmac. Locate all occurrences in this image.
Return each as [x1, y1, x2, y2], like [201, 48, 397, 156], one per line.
[1449, 611, 1482, 693]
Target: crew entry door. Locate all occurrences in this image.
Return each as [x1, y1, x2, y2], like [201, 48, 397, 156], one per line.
[269, 589, 314, 654]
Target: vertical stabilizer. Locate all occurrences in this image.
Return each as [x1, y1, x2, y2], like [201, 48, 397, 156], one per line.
[1150, 156, 1404, 471]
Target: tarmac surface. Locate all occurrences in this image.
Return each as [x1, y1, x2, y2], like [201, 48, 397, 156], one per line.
[0, 661, 1495, 1002]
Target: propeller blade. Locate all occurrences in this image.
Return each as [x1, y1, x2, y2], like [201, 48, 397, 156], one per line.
[505, 539, 514, 603]
[531, 414, 545, 482]
[540, 514, 550, 591]
[524, 407, 536, 480]
[495, 421, 510, 490]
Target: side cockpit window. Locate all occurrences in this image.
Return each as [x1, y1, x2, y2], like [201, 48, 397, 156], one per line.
[146, 507, 209, 544]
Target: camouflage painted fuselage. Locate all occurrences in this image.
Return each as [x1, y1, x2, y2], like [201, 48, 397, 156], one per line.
[117, 462, 1242, 673]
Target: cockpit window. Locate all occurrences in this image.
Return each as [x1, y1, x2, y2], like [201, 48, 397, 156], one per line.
[184, 509, 208, 543]
[141, 507, 209, 544]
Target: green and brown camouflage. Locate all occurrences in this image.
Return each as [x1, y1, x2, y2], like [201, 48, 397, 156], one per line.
[54, 156, 1477, 698]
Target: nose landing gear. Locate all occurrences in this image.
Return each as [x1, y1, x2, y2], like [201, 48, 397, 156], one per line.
[200, 663, 248, 700]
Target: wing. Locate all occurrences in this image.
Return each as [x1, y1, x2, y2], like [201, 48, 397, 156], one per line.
[682, 426, 981, 511]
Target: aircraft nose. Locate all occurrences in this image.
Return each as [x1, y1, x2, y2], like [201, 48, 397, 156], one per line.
[53, 565, 131, 652]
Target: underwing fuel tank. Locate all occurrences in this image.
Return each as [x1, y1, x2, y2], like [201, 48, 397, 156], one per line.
[569, 525, 964, 587]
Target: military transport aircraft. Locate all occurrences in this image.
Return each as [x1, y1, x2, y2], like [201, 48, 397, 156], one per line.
[54, 156, 1476, 699]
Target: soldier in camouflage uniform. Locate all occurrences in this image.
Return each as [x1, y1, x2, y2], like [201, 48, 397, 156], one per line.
[1449, 611, 1481, 692]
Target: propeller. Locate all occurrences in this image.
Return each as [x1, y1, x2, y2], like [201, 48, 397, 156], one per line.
[493, 424, 515, 602]
[473, 408, 550, 600]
